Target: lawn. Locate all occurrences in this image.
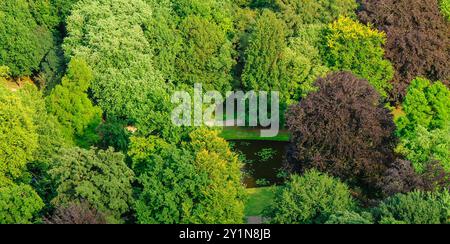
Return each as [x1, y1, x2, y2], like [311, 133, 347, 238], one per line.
[220, 127, 290, 142]
[245, 187, 278, 217]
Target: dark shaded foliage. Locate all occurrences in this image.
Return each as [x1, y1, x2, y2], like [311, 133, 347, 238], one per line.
[45, 201, 107, 224]
[286, 72, 397, 192]
[421, 161, 450, 192]
[377, 159, 424, 197]
[358, 0, 450, 101]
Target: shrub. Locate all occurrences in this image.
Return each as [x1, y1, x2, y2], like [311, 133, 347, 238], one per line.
[374, 190, 450, 224]
[265, 170, 355, 224]
[325, 211, 374, 224]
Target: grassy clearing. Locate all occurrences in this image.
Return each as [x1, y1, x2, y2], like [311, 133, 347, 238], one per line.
[245, 187, 278, 217]
[220, 127, 290, 142]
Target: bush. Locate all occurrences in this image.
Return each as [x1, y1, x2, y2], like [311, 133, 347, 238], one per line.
[440, 0, 450, 21]
[325, 211, 373, 224]
[374, 190, 450, 224]
[377, 159, 424, 197]
[265, 170, 355, 224]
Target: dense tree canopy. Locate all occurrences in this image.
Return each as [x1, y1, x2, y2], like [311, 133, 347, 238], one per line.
[0, 183, 44, 224]
[0, 82, 38, 180]
[272, 0, 358, 35]
[0, 0, 449, 226]
[49, 147, 134, 222]
[63, 0, 172, 134]
[241, 10, 288, 96]
[130, 128, 246, 224]
[0, 0, 54, 76]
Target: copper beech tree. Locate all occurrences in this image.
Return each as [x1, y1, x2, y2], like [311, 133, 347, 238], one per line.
[286, 72, 397, 193]
[358, 0, 450, 101]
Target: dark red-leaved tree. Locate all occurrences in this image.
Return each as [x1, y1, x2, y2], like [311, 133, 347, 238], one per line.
[286, 72, 397, 192]
[45, 201, 108, 224]
[358, 0, 450, 102]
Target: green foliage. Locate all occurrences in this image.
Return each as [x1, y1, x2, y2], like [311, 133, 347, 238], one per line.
[285, 24, 329, 99]
[96, 117, 131, 152]
[323, 17, 394, 98]
[144, 0, 182, 83]
[396, 78, 450, 173]
[397, 126, 450, 173]
[47, 58, 102, 147]
[0, 0, 53, 76]
[374, 190, 450, 224]
[0, 183, 44, 224]
[241, 10, 289, 96]
[130, 128, 246, 224]
[266, 170, 355, 224]
[15, 84, 68, 210]
[441, 0, 450, 21]
[176, 14, 235, 92]
[64, 0, 172, 136]
[50, 0, 81, 23]
[325, 211, 374, 224]
[273, 0, 358, 34]
[0, 84, 38, 179]
[50, 147, 134, 221]
[397, 78, 450, 135]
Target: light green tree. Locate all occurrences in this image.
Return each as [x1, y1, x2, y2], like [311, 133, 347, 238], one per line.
[273, 0, 358, 35]
[0, 183, 44, 224]
[130, 128, 246, 224]
[64, 0, 172, 136]
[47, 58, 102, 147]
[323, 17, 394, 98]
[396, 77, 450, 172]
[0, 83, 38, 179]
[265, 170, 355, 224]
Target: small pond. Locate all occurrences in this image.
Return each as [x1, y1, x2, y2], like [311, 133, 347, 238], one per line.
[230, 140, 288, 188]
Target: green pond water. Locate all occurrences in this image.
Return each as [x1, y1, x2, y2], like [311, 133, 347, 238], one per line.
[230, 140, 288, 188]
